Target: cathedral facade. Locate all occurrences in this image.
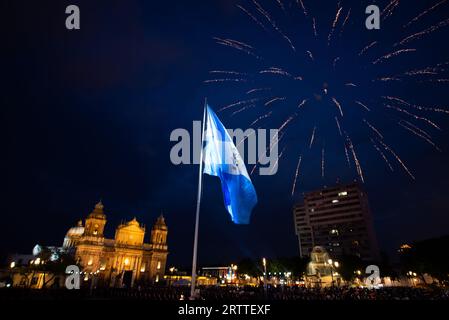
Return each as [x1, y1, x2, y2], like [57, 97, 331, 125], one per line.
[63, 201, 168, 287]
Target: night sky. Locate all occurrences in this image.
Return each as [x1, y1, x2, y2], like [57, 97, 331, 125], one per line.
[3, 0, 449, 267]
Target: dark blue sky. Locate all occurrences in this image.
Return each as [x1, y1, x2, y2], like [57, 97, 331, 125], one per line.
[2, 0, 449, 267]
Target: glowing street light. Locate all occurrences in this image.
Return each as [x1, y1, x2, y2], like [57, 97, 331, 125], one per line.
[327, 260, 339, 286]
[262, 258, 267, 296]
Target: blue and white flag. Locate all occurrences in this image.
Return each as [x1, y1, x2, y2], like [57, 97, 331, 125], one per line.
[203, 105, 258, 224]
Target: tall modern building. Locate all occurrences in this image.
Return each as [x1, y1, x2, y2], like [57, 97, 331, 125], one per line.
[293, 183, 379, 261]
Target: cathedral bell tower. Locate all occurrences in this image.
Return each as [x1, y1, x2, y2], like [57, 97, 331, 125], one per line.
[84, 201, 107, 237]
[150, 214, 168, 247]
[147, 214, 168, 283]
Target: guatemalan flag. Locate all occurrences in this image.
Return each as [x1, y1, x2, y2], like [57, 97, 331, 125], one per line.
[203, 105, 258, 224]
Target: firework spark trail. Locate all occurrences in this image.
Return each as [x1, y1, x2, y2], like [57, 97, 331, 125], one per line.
[260, 67, 292, 77]
[377, 139, 416, 180]
[382, 96, 449, 114]
[269, 146, 286, 175]
[385, 104, 442, 130]
[265, 97, 286, 107]
[312, 17, 318, 37]
[297, 0, 308, 16]
[219, 98, 261, 111]
[355, 101, 371, 111]
[291, 155, 302, 196]
[399, 120, 432, 139]
[251, 131, 285, 175]
[298, 99, 308, 109]
[332, 97, 344, 116]
[381, 0, 400, 21]
[306, 50, 314, 61]
[370, 138, 394, 171]
[250, 111, 273, 126]
[396, 18, 449, 46]
[346, 134, 364, 182]
[270, 130, 285, 150]
[232, 104, 256, 116]
[246, 87, 271, 94]
[204, 78, 248, 84]
[275, 0, 285, 12]
[403, 0, 448, 28]
[309, 126, 316, 149]
[376, 77, 397, 83]
[374, 77, 402, 82]
[335, 116, 342, 136]
[381, 0, 398, 15]
[237, 4, 268, 32]
[250, 164, 257, 175]
[363, 119, 384, 139]
[344, 144, 351, 168]
[236, 129, 257, 148]
[333, 57, 340, 69]
[398, 121, 442, 151]
[328, 6, 343, 46]
[321, 146, 325, 178]
[278, 115, 296, 132]
[339, 8, 351, 37]
[404, 69, 438, 76]
[380, 63, 447, 78]
[345, 83, 357, 87]
[209, 70, 248, 76]
[214, 37, 261, 59]
[359, 41, 378, 56]
[252, 0, 296, 52]
[218, 37, 254, 50]
[372, 49, 416, 65]
[420, 78, 449, 83]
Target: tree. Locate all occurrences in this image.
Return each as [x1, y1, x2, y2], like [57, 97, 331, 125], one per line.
[338, 255, 364, 281]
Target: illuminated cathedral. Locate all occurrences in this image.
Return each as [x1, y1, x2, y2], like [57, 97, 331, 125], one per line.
[63, 201, 168, 287]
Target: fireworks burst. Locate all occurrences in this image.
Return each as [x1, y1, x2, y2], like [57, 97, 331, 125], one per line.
[205, 0, 449, 195]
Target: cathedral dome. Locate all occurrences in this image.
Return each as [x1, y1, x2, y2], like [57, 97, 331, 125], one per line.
[66, 225, 85, 237]
[63, 220, 85, 248]
[66, 220, 85, 237]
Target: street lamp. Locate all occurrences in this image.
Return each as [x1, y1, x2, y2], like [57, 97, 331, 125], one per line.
[327, 259, 339, 286]
[262, 258, 267, 296]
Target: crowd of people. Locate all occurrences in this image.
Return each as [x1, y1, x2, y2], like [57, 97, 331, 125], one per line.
[1, 285, 448, 301]
[193, 285, 449, 301]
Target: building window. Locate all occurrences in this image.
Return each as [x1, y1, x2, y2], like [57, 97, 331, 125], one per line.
[338, 191, 348, 197]
[157, 261, 161, 270]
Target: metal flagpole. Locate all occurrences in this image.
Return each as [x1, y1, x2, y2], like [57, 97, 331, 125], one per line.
[190, 98, 207, 299]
